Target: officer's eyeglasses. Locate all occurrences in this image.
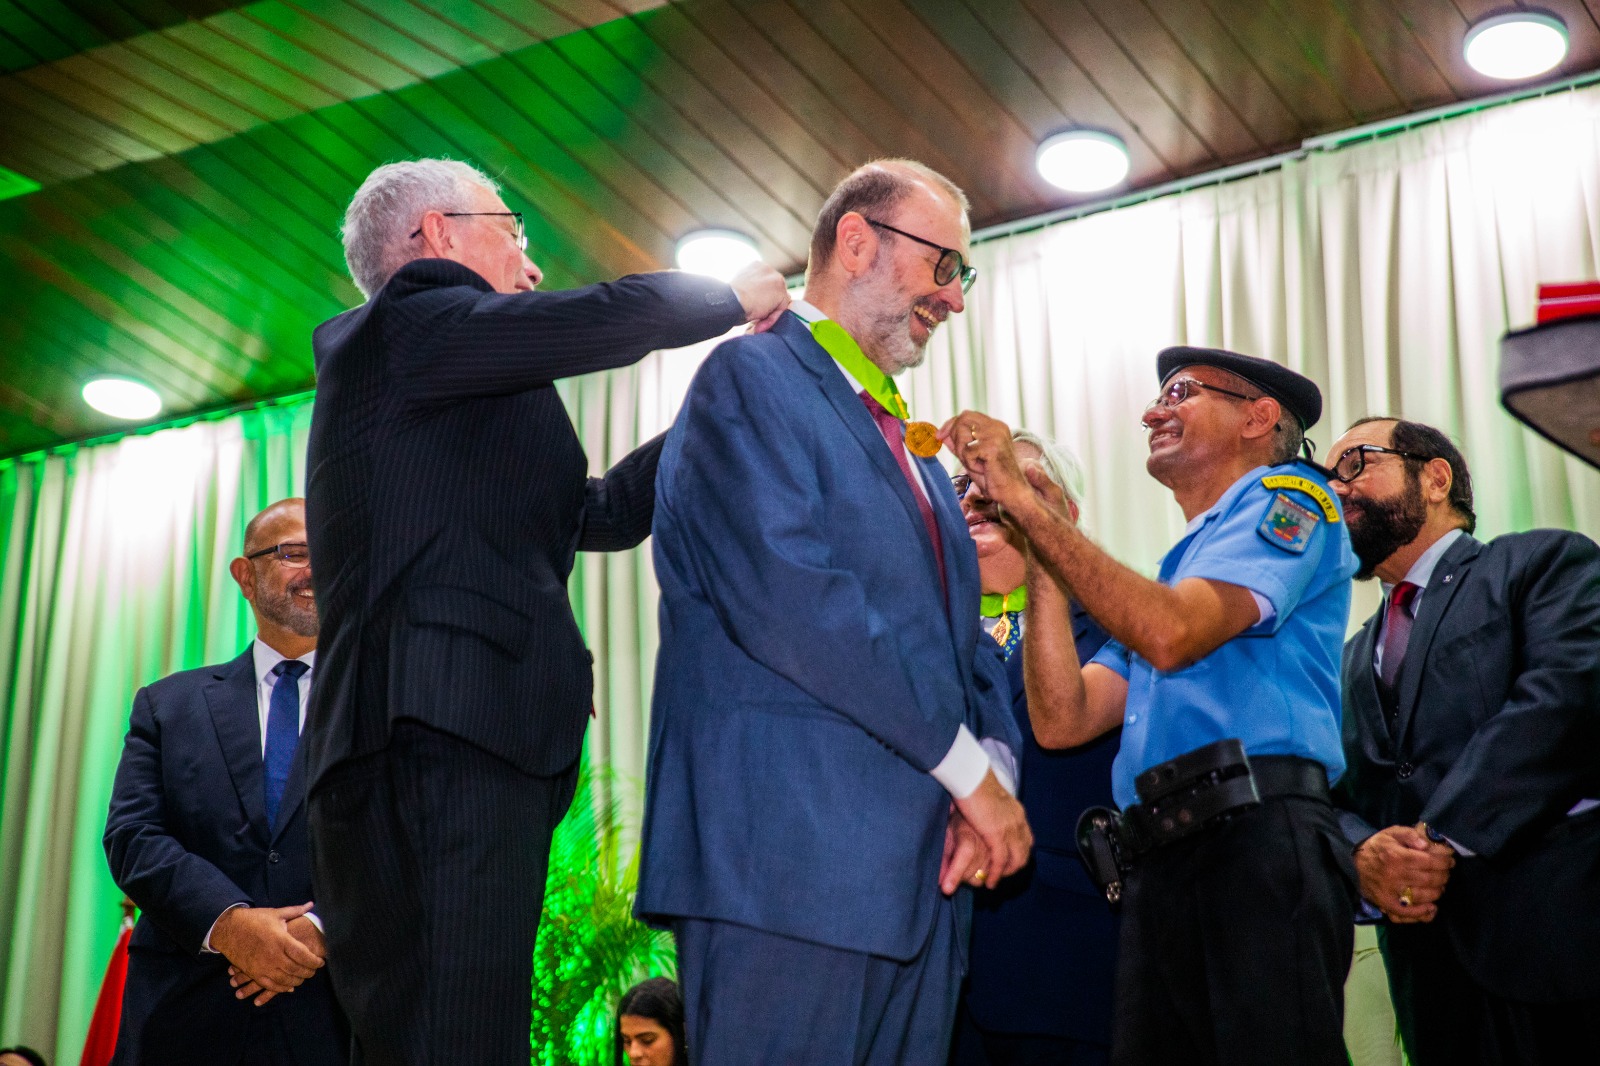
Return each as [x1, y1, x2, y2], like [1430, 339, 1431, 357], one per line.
[864, 219, 977, 293]
[1330, 444, 1430, 483]
[245, 542, 311, 569]
[1141, 378, 1259, 424]
[951, 474, 973, 499]
[409, 211, 527, 251]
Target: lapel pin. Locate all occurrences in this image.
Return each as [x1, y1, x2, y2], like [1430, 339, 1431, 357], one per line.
[1442, 574, 1452, 583]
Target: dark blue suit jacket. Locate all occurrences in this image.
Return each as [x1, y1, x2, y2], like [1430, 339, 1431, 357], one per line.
[1336, 530, 1600, 1002]
[103, 649, 347, 1066]
[636, 311, 1020, 961]
[965, 608, 1120, 1041]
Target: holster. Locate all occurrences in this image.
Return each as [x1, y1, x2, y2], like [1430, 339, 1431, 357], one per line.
[1074, 738, 1263, 906]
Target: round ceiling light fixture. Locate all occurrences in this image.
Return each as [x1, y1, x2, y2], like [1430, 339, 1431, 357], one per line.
[675, 229, 761, 282]
[82, 376, 162, 420]
[1464, 10, 1567, 80]
[1036, 130, 1131, 194]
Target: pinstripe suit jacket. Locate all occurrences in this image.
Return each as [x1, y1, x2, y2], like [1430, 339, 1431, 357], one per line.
[303, 259, 744, 787]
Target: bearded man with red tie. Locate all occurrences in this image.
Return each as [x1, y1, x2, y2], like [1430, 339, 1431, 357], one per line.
[1326, 416, 1600, 1066]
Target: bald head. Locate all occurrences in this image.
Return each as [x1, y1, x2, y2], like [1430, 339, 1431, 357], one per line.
[244, 498, 306, 555]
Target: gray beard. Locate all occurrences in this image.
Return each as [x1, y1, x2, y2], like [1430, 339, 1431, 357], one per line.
[256, 582, 320, 638]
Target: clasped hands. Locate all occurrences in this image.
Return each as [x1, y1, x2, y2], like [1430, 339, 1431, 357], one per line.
[941, 769, 1034, 896]
[1354, 824, 1456, 923]
[211, 902, 326, 1007]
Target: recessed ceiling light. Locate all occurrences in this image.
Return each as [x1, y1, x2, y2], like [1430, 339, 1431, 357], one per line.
[1464, 10, 1567, 80]
[675, 229, 761, 282]
[82, 377, 162, 420]
[1036, 130, 1131, 194]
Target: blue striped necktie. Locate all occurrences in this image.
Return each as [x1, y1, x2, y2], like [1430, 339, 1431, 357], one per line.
[264, 659, 308, 828]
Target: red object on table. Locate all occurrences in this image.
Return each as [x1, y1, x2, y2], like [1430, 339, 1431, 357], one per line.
[79, 916, 133, 1066]
[1536, 281, 1600, 324]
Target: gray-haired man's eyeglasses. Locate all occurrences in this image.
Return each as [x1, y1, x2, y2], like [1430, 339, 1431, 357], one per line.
[410, 211, 526, 251]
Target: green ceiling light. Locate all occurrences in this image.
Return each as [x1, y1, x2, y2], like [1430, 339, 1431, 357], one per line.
[0, 164, 41, 203]
[1465, 10, 1567, 80]
[82, 377, 162, 420]
[1036, 130, 1131, 194]
[675, 229, 761, 282]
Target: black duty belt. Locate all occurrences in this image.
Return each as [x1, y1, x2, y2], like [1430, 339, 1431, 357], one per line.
[1075, 739, 1331, 904]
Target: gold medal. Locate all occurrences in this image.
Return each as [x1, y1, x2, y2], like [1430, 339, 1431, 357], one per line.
[904, 420, 941, 458]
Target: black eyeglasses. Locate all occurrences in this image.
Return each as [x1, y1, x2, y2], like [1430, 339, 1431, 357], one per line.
[1330, 444, 1430, 483]
[245, 542, 311, 569]
[410, 211, 527, 251]
[951, 473, 973, 499]
[864, 218, 977, 293]
[1142, 378, 1259, 422]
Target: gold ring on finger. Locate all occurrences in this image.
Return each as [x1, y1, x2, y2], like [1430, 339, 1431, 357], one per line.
[1398, 887, 1414, 907]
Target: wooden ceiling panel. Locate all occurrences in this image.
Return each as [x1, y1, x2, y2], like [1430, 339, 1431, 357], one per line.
[3, 0, 1597, 456]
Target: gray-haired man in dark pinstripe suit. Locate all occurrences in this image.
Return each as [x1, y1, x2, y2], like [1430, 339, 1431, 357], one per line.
[303, 158, 789, 1066]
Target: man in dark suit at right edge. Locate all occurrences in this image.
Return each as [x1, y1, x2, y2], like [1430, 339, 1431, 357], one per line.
[304, 158, 788, 1066]
[1326, 416, 1600, 1065]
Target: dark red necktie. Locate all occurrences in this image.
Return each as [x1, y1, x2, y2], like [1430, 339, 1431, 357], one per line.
[1377, 581, 1420, 715]
[860, 390, 947, 600]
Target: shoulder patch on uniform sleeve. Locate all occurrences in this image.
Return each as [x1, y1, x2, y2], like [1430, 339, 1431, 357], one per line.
[1260, 474, 1340, 523]
[1258, 492, 1320, 553]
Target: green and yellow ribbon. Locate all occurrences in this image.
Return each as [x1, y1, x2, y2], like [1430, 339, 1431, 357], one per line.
[980, 586, 1027, 618]
[810, 319, 910, 420]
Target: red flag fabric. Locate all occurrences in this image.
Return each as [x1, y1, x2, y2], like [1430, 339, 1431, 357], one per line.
[79, 918, 133, 1066]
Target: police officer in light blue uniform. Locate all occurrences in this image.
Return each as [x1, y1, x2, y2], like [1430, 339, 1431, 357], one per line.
[1093, 420, 1356, 811]
[945, 346, 1361, 1066]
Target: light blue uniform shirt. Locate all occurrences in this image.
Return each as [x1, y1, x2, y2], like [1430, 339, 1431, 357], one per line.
[1090, 462, 1358, 809]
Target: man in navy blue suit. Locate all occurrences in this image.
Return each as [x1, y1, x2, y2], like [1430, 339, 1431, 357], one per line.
[105, 498, 347, 1066]
[637, 160, 1032, 1065]
[949, 430, 1118, 1066]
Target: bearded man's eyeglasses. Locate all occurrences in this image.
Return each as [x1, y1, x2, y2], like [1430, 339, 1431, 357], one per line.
[864, 218, 978, 293]
[1330, 444, 1430, 484]
[245, 542, 311, 568]
[410, 211, 527, 251]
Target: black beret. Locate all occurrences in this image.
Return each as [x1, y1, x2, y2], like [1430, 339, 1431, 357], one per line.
[1156, 345, 1322, 430]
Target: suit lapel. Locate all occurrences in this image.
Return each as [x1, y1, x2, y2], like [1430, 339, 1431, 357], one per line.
[920, 451, 975, 653]
[777, 314, 947, 589]
[206, 649, 269, 844]
[1345, 615, 1391, 754]
[1394, 535, 1483, 747]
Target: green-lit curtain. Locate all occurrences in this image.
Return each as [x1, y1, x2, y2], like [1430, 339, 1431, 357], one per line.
[0, 400, 312, 1062]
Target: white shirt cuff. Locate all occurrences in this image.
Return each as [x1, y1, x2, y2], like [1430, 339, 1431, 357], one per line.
[202, 902, 248, 953]
[979, 737, 1019, 795]
[303, 910, 323, 934]
[931, 724, 1016, 799]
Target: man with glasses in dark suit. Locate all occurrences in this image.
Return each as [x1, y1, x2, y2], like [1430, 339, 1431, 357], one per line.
[105, 498, 347, 1066]
[304, 158, 789, 1066]
[1326, 416, 1600, 1066]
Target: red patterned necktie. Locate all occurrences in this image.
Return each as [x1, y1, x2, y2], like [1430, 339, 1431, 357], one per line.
[1377, 581, 1420, 715]
[859, 390, 947, 600]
